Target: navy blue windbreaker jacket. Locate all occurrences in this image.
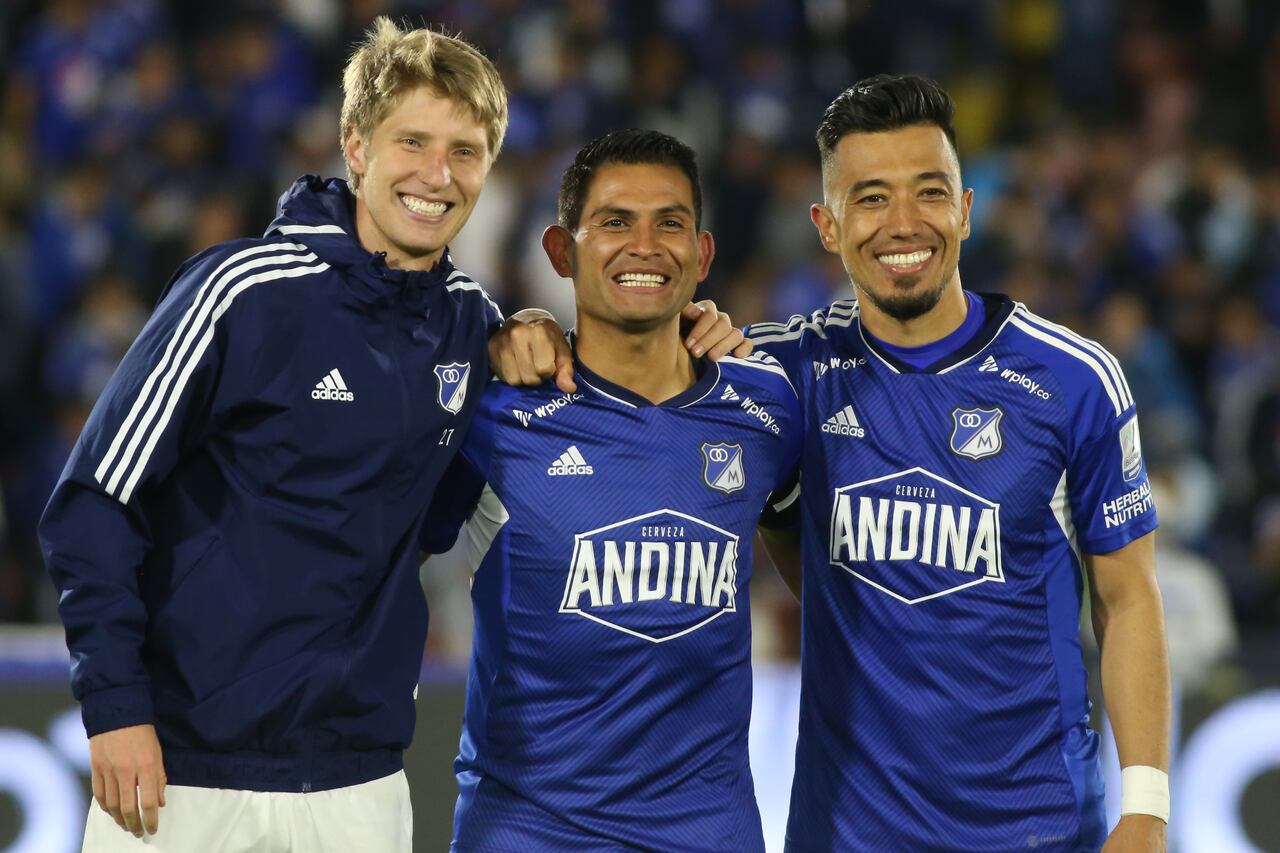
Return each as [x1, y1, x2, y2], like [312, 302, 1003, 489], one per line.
[39, 176, 501, 792]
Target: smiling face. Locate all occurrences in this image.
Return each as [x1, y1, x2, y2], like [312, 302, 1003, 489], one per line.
[543, 161, 714, 334]
[344, 86, 492, 270]
[812, 123, 972, 323]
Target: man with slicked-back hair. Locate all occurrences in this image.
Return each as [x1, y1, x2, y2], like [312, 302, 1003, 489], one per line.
[750, 74, 1171, 853]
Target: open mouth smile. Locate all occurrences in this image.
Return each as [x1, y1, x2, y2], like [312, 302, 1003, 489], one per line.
[876, 248, 933, 274]
[613, 272, 670, 289]
[400, 193, 452, 218]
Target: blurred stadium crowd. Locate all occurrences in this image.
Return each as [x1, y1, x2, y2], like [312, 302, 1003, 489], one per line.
[1, 0, 1277, 687]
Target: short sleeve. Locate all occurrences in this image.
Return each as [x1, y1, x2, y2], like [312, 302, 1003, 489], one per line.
[1068, 404, 1158, 554]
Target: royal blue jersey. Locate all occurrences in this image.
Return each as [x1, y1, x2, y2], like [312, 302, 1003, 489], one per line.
[748, 293, 1158, 853]
[422, 350, 802, 853]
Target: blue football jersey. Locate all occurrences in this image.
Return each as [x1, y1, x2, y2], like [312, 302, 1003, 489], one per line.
[422, 351, 802, 853]
[748, 293, 1158, 853]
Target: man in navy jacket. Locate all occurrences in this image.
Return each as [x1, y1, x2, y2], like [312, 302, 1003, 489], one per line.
[40, 18, 744, 851]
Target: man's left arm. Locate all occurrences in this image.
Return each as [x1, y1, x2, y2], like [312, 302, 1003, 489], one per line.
[1085, 531, 1170, 853]
[490, 301, 751, 392]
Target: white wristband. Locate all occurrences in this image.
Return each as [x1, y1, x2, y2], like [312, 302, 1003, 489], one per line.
[1120, 765, 1169, 822]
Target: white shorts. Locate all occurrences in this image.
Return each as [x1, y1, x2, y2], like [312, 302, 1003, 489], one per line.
[82, 769, 412, 852]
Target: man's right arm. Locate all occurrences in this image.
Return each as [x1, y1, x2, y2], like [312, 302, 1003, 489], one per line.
[39, 248, 237, 837]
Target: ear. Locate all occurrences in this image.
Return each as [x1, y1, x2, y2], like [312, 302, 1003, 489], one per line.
[695, 230, 716, 283]
[810, 203, 840, 255]
[541, 225, 575, 279]
[343, 131, 367, 185]
[960, 187, 974, 240]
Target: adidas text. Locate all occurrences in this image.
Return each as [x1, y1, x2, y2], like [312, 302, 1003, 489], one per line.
[822, 421, 865, 437]
[548, 446, 593, 476]
[312, 388, 354, 402]
[823, 405, 865, 438]
[549, 464, 593, 476]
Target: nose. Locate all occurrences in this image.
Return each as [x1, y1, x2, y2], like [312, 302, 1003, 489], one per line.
[416, 150, 452, 190]
[884, 196, 922, 238]
[626, 222, 660, 257]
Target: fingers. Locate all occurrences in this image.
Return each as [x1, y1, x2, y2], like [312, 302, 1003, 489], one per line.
[704, 324, 747, 361]
[682, 302, 715, 356]
[522, 331, 556, 385]
[92, 766, 106, 813]
[491, 314, 568, 387]
[730, 337, 754, 358]
[101, 770, 126, 831]
[554, 350, 577, 394]
[88, 725, 166, 838]
[138, 764, 165, 836]
[118, 769, 143, 836]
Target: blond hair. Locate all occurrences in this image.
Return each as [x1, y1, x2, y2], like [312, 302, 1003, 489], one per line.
[340, 17, 508, 189]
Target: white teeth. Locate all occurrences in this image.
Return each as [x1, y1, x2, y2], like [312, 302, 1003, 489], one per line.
[401, 195, 447, 216]
[616, 273, 667, 288]
[878, 249, 933, 266]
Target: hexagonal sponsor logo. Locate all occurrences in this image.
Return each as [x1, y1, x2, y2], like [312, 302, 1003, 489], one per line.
[559, 508, 739, 642]
[828, 467, 1003, 604]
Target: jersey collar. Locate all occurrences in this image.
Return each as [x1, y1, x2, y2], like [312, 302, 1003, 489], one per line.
[858, 293, 1016, 374]
[570, 333, 720, 409]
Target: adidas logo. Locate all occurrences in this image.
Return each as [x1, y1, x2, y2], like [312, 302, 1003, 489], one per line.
[721, 384, 740, 401]
[312, 368, 354, 402]
[979, 355, 999, 373]
[547, 445, 593, 476]
[821, 404, 865, 438]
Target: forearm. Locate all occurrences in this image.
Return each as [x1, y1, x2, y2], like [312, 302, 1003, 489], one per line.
[1094, 579, 1171, 772]
[41, 478, 154, 733]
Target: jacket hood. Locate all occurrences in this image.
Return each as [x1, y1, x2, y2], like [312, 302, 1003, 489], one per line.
[264, 175, 455, 306]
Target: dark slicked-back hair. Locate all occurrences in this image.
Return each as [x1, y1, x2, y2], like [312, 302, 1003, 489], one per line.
[816, 74, 958, 168]
[558, 128, 703, 230]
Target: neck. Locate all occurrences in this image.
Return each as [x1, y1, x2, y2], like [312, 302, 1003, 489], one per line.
[575, 315, 696, 404]
[858, 279, 968, 347]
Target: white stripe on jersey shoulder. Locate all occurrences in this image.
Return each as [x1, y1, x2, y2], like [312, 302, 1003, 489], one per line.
[94, 243, 327, 504]
[748, 299, 859, 344]
[1011, 304, 1133, 408]
[463, 482, 509, 574]
[678, 359, 721, 408]
[275, 224, 346, 235]
[717, 353, 797, 397]
[445, 269, 502, 319]
[578, 376, 637, 408]
[935, 306, 1020, 374]
[1008, 306, 1129, 415]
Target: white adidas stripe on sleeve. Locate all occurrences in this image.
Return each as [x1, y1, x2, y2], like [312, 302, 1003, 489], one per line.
[1008, 314, 1124, 416]
[95, 247, 327, 503]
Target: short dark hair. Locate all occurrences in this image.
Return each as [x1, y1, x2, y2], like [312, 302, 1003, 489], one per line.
[558, 128, 703, 230]
[816, 74, 958, 166]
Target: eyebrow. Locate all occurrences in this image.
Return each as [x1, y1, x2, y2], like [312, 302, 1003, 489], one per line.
[586, 203, 695, 220]
[846, 171, 955, 196]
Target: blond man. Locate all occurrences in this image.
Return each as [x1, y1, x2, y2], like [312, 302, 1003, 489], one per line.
[40, 18, 743, 852]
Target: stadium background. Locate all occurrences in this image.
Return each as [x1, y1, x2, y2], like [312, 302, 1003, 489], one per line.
[1, 0, 1278, 850]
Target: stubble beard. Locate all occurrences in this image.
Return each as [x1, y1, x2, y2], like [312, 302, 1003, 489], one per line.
[855, 261, 957, 322]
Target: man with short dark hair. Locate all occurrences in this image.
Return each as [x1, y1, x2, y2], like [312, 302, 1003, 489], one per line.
[423, 128, 801, 852]
[751, 74, 1171, 853]
[39, 18, 746, 850]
